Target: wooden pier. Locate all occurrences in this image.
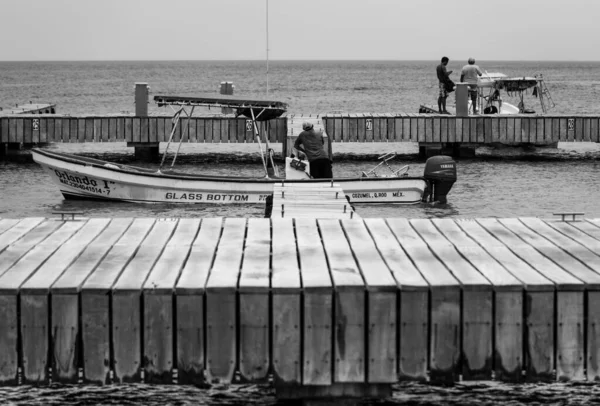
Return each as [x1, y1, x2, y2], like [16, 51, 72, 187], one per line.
[1, 215, 600, 394]
[1, 113, 599, 156]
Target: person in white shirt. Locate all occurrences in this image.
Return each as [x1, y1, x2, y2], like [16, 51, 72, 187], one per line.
[460, 58, 483, 114]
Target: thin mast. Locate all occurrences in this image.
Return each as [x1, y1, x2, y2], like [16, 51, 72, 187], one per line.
[266, 0, 269, 96]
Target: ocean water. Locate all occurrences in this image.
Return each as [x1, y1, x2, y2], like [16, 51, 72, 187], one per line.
[1, 61, 600, 405]
[1, 60, 600, 115]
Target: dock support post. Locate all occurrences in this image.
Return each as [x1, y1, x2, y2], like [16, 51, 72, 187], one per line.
[130, 82, 158, 161]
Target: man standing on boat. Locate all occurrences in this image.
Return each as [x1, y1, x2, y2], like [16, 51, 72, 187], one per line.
[294, 122, 333, 179]
[436, 56, 453, 114]
[460, 58, 483, 114]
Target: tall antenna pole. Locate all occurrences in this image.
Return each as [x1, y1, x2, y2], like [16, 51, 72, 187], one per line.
[266, 0, 269, 96]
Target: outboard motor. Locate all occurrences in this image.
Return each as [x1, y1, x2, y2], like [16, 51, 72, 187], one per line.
[422, 155, 457, 204]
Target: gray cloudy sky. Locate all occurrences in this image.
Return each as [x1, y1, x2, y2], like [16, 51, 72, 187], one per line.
[1, 0, 598, 61]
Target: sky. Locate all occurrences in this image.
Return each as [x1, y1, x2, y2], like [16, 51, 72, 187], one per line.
[0, 0, 599, 61]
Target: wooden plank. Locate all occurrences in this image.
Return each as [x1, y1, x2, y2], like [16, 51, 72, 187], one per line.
[296, 218, 332, 385]
[524, 291, 555, 381]
[93, 118, 101, 142]
[52, 218, 133, 293]
[339, 219, 396, 383]
[0, 218, 20, 236]
[148, 117, 158, 143]
[235, 118, 245, 143]
[575, 118, 583, 141]
[385, 218, 457, 286]
[495, 291, 523, 381]
[40, 117, 54, 143]
[81, 293, 109, 384]
[116, 117, 125, 142]
[21, 294, 49, 383]
[40, 118, 49, 143]
[0, 118, 7, 142]
[8, 118, 17, 143]
[479, 219, 583, 289]
[111, 219, 175, 383]
[112, 292, 140, 382]
[54, 117, 63, 142]
[124, 117, 133, 142]
[559, 118, 568, 141]
[143, 220, 196, 383]
[16, 220, 108, 384]
[476, 117, 485, 143]
[537, 117, 545, 143]
[132, 118, 141, 143]
[591, 117, 599, 143]
[156, 117, 165, 142]
[205, 218, 246, 384]
[457, 220, 553, 289]
[587, 291, 600, 380]
[462, 290, 493, 380]
[556, 291, 585, 380]
[430, 287, 460, 383]
[238, 218, 270, 382]
[50, 294, 79, 383]
[75, 118, 85, 143]
[176, 218, 221, 294]
[0, 295, 18, 384]
[432, 219, 523, 290]
[552, 118, 560, 143]
[402, 116, 411, 141]
[20, 219, 110, 293]
[15, 118, 24, 143]
[318, 218, 365, 382]
[519, 218, 600, 287]
[24, 118, 33, 144]
[270, 218, 301, 384]
[0, 220, 60, 279]
[0, 221, 85, 295]
[139, 117, 148, 143]
[82, 218, 155, 292]
[410, 219, 490, 287]
[176, 294, 204, 384]
[0, 217, 45, 253]
[417, 117, 426, 142]
[101, 118, 109, 142]
[85, 118, 94, 142]
[342, 116, 351, 143]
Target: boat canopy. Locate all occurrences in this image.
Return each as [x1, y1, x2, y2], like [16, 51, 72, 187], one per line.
[153, 94, 288, 121]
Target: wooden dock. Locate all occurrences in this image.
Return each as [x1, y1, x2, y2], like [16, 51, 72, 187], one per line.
[1, 216, 600, 390]
[0, 113, 598, 148]
[270, 183, 358, 219]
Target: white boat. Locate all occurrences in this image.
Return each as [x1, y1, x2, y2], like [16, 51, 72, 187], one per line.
[32, 95, 457, 205]
[31, 148, 457, 205]
[421, 72, 555, 115]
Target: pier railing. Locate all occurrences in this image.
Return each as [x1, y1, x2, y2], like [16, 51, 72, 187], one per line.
[1, 114, 599, 146]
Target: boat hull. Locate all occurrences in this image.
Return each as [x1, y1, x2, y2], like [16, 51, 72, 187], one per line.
[32, 149, 427, 205]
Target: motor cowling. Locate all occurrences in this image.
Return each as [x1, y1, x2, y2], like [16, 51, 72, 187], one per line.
[423, 155, 457, 203]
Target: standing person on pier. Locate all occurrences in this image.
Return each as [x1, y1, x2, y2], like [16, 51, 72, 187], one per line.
[436, 56, 453, 114]
[460, 58, 483, 114]
[294, 122, 333, 179]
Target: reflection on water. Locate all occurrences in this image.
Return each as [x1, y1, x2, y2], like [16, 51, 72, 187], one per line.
[0, 381, 599, 405]
[1, 158, 599, 219]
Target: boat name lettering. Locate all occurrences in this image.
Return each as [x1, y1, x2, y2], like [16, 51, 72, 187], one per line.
[392, 191, 404, 197]
[351, 192, 387, 199]
[206, 194, 249, 202]
[54, 170, 98, 187]
[166, 192, 203, 200]
[440, 164, 454, 169]
[58, 178, 110, 195]
[165, 192, 250, 202]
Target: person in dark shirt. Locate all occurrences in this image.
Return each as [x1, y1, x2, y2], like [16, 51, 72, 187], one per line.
[293, 122, 333, 179]
[436, 56, 453, 114]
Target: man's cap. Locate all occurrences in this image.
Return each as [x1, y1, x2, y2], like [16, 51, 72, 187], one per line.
[302, 122, 314, 130]
[468, 57, 475, 64]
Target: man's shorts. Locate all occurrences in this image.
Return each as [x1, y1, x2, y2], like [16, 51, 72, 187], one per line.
[438, 82, 448, 98]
